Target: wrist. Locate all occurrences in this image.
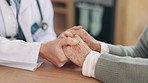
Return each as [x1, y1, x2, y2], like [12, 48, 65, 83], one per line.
[100, 42, 109, 53]
[94, 41, 101, 52]
[82, 51, 102, 78]
[39, 43, 46, 58]
[81, 49, 92, 67]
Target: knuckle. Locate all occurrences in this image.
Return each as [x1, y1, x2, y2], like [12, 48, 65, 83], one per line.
[57, 64, 64, 68]
[57, 58, 67, 68]
[59, 58, 67, 63]
[55, 57, 67, 68]
[59, 35, 64, 38]
[65, 31, 69, 34]
[58, 57, 68, 64]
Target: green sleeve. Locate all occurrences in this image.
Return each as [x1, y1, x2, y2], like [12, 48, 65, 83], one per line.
[108, 26, 148, 58]
[95, 26, 148, 83]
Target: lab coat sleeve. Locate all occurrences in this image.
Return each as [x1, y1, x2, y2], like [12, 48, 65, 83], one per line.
[0, 37, 42, 71]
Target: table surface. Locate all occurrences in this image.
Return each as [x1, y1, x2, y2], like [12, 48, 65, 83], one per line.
[0, 61, 101, 83]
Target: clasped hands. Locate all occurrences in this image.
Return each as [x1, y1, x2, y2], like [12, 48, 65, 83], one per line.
[40, 26, 101, 68]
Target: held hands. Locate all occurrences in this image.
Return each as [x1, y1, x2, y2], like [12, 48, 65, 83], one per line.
[59, 26, 101, 67]
[63, 35, 92, 67]
[39, 37, 79, 67]
[40, 26, 101, 68]
[59, 26, 101, 52]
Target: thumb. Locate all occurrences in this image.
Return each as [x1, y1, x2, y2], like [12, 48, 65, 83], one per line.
[60, 37, 79, 46]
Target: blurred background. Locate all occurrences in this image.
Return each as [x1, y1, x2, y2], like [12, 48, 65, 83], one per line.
[52, 0, 148, 46]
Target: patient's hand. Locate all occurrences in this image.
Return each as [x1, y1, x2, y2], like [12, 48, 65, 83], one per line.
[63, 35, 92, 67]
[59, 26, 101, 52]
[40, 37, 79, 68]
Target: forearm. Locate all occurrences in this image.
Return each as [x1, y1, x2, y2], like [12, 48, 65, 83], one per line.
[108, 44, 148, 58]
[82, 49, 148, 83]
[108, 26, 148, 58]
[95, 53, 148, 83]
[108, 38, 148, 58]
[108, 44, 135, 57]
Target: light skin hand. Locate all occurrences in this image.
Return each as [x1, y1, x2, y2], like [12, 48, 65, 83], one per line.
[39, 37, 79, 68]
[59, 26, 101, 52]
[63, 35, 92, 67]
[59, 26, 82, 38]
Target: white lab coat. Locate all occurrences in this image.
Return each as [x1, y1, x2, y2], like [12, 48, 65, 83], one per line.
[0, 0, 56, 71]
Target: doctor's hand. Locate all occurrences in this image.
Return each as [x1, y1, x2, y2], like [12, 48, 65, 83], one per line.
[39, 37, 79, 68]
[63, 35, 92, 67]
[59, 26, 101, 52]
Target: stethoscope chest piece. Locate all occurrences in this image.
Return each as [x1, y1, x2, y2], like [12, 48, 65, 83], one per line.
[41, 22, 48, 30]
[36, 0, 48, 30]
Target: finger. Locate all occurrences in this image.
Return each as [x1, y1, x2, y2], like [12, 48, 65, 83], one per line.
[64, 31, 73, 37]
[74, 35, 85, 43]
[59, 34, 66, 38]
[71, 26, 83, 30]
[69, 29, 87, 37]
[60, 37, 79, 46]
[63, 46, 72, 60]
[59, 31, 74, 39]
[63, 46, 81, 66]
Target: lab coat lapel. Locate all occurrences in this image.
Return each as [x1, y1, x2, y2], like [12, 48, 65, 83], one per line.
[0, 0, 17, 36]
[19, 0, 33, 42]
[19, 0, 33, 14]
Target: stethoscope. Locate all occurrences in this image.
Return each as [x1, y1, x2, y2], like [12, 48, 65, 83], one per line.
[6, 0, 48, 30]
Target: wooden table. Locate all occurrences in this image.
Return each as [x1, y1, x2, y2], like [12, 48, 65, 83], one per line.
[0, 61, 101, 83]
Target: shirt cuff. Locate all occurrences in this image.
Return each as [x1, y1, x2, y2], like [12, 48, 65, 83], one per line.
[100, 42, 109, 53]
[0, 42, 43, 71]
[0, 58, 44, 71]
[82, 51, 102, 78]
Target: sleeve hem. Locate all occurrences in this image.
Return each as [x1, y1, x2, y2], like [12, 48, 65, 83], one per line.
[100, 42, 109, 53]
[82, 51, 102, 78]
